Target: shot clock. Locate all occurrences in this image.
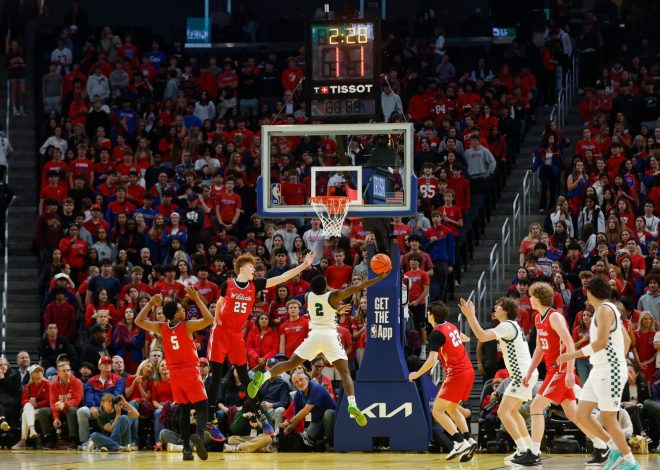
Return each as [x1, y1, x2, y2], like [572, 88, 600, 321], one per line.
[306, 20, 380, 122]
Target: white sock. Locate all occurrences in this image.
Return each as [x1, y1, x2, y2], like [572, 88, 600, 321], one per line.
[606, 439, 616, 451]
[347, 395, 357, 407]
[592, 437, 607, 449]
[262, 371, 272, 381]
[622, 453, 635, 463]
[523, 435, 532, 448]
[530, 442, 541, 455]
[514, 438, 528, 452]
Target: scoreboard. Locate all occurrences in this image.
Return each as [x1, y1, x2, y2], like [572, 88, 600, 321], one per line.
[306, 20, 380, 121]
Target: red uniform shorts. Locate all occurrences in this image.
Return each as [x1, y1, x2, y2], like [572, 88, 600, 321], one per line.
[437, 367, 475, 404]
[207, 326, 247, 366]
[538, 367, 576, 403]
[169, 367, 207, 404]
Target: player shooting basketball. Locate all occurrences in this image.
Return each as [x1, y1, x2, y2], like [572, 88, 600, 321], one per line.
[248, 269, 391, 427]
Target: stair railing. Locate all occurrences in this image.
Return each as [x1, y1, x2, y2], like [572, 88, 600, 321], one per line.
[2, 73, 9, 357]
[488, 244, 500, 311]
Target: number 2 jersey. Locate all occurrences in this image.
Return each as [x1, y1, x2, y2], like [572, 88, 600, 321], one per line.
[217, 278, 267, 330]
[307, 291, 338, 330]
[535, 307, 567, 371]
[161, 321, 198, 370]
[429, 321, 472, 374]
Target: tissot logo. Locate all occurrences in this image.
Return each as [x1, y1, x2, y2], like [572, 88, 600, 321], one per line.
[313, 84, 374, 95]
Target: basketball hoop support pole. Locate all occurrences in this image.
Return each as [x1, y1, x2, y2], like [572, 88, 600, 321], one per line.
[333, 240, 432, 451]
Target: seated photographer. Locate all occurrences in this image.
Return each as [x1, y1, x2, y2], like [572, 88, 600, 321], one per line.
[77, 356, 126, 450]
[158, 409, 212, 453]
[89, 394, 139, 451]
[223, 400, 275, 453]
[254, 357, 291, 430]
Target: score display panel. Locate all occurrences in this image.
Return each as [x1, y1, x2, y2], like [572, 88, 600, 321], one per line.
[305, 20, 380, 122]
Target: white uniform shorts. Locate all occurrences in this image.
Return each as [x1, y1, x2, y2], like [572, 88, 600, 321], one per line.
[579, 362, 627, 411]
[503, 371, 538, 402]
[293, 329, 348, 363]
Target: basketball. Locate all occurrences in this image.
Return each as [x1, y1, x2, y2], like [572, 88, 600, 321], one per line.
[370, 253, 392, 275]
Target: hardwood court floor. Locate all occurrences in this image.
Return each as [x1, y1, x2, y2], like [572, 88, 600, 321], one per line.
[0, 450, 659, 469]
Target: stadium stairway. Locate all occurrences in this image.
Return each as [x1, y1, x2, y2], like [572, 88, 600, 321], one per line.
[1, 43, 41, 360]
[451, 107, 550, 415]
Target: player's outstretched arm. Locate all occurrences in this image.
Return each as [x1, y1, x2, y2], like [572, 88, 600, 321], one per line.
[135, 294, 163, 334]
[408, 351, 438, 381]
[458, 298, 496, 342]
[185, 285, 214, 333]
[329, 272, 389, 307]
[265, 251, 315, 288]
[558, 304, 614, 363]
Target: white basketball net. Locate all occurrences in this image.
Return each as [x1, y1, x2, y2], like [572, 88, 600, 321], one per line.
[309, 196, 350, 239]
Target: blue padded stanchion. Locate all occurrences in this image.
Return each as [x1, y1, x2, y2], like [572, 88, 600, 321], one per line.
[334, 241, 431, 451]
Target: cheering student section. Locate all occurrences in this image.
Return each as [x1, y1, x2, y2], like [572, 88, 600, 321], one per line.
[3, 1, 657, 466]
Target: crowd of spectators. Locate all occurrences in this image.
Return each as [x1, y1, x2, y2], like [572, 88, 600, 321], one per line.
[483, 5, 660, 453]
[1, 0, 657, 457]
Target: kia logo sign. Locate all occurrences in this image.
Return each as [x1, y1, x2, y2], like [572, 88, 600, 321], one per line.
[313, 84, 374, 95]
[360, 402, 413, 419]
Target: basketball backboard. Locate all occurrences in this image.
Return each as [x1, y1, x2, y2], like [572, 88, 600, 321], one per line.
[257, 123, 417, 218]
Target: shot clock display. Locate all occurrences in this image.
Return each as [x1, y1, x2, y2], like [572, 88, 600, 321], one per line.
[310, 23, 375, 81]
[306, 20, 380, 122]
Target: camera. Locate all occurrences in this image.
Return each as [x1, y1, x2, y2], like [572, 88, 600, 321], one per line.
[113, 396, 123, 405]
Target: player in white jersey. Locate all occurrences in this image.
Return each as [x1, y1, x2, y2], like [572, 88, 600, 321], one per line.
[459, 297, 537, 463]
[247, 272, 389, 426]
[558, 277, 639, 470]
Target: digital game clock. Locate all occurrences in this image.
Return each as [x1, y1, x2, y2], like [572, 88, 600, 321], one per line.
[306, 20, 380, 122]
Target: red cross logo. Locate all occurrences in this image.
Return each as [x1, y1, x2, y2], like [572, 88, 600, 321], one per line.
[320, 86, 329, 94]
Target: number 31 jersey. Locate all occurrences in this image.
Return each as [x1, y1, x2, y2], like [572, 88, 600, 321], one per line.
[433, 321, 472, 373]
[161, 321, 198, 370]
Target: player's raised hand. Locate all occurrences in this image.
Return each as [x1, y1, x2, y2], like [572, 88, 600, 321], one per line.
[337, 304, 352, 316]
[302, 250, 315, 267]
[458, 298, 476, 318]
[152, 293, 163, 306]
[185, 285, 201, 301]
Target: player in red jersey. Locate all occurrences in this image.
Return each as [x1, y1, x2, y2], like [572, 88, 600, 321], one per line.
[207, 251, 315, 421]
[516, 282, 598, 466]
[408, 301, 477, 462]
[135, 286, 213, 461]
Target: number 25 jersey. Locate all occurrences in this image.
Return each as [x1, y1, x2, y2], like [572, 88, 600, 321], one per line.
[433, 321, 472, 373]
[218, 278, 265, 330]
